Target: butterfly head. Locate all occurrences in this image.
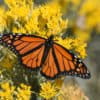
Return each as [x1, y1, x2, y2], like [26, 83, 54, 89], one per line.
[48, 35, 54, 40]
[46, 35, 54, 46]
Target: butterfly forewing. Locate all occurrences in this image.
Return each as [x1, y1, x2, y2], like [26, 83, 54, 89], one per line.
[0, 34, 45, 54]
[21, 45, 45, 68]
[0, 34, 46, 69]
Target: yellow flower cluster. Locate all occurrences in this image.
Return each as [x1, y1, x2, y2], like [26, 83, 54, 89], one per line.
[25, 1, 68, 36]
[40, 81, 58, 99]
[39, 78, 89, 100]
[0, 82, 15, 100]
[5, 0, 33, 19]
[73, 38, 87, 58]
[0, 82, 31, 100]
[0, 0, 68, 37]
[16, 83, 31, 100]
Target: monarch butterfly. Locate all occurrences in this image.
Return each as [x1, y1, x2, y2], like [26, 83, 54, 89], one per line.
[0, 33, 90, 79]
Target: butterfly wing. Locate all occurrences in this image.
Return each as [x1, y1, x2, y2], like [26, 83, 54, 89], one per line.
[0, 34, 46, 69]
[41, 42, 90, 79]
[53, 43, 91, 79]
[41, 48, 59, 79]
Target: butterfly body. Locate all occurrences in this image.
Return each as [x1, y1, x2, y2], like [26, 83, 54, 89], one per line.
[0, 33, 91, 79]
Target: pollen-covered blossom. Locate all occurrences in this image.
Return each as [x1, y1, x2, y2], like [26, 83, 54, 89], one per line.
[72, 38, 87, 58]
[56, 37, 73, 50]
[5, 0, 33, 20]
[0, 82, 15, 100]
[0, 0, 33, 33]
[40, 81, 58, 99]
[16, 83, 32, 100]
[0, 82, 32, 100]
[25, 1, 68, 36]
[0, 0, 68, 37]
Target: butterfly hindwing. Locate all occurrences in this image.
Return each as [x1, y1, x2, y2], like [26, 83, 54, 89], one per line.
[53, 43, 90, 79]
[0, 34, 46, 54]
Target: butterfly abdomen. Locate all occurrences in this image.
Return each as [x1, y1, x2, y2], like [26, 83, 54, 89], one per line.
[40, 35, 54, 65]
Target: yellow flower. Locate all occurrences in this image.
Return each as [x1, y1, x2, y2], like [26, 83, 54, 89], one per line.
[0, 82, 15, 100]
[5, 0, 33, 20]
[16, 83, 32, 100]
[25, 8, 41, 34]
[56, 37, 73, 49]
[0, 82, 32, 100]
[25, 1, 68, 36]
[40, 81, 57, 99]
[12, 27, 26, 33]
[72, 38, 87, 58]
[0, 0, 68, 36]
[3, 0, 34, 33]
[37, 1, 68, 37]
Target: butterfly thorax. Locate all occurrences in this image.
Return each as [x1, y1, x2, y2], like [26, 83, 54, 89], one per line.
[41, 35, 54, 64]
[45, 35, 54, 47]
